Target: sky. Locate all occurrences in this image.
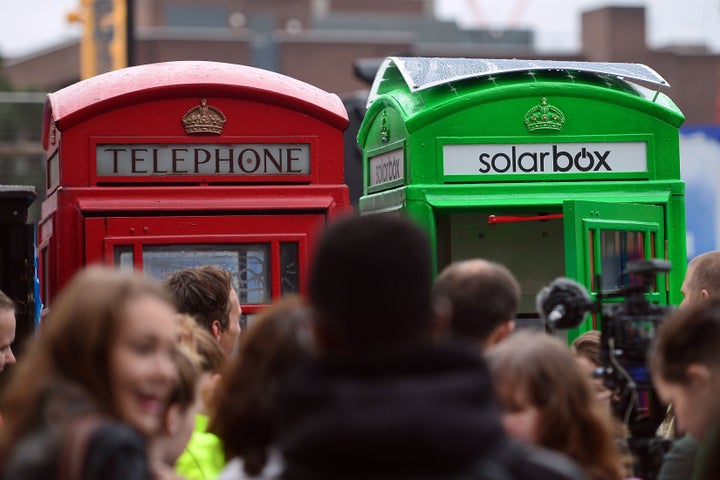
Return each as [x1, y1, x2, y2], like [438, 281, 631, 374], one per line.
[0, 0, 719, 58]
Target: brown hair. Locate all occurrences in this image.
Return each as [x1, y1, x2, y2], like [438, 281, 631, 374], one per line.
[193, 328, 225, 374]
[432, 258, 520, 343]
[164, 265, 233, 333]
[651, 297, 720, 384]
[210, 295, 312, 475]
[0, 289, 15, 312]
[0, 266, 175, 464]
[571, 330, 601, 367]
[487, 331, 623, 480]
[175, 313, 225, 414]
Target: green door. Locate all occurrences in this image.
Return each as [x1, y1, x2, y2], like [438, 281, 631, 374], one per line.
[563, 200, 667, 341]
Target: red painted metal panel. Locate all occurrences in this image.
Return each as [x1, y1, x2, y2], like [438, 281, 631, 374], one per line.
[40, 62, 351, 304]
[98, 214, 326, 313]
[43, 61, 348, 148]
[44, 185, 350, 299]
[84, 217, 106, 266]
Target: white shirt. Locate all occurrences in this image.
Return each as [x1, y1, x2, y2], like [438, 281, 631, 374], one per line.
[217, 450, 283, 480]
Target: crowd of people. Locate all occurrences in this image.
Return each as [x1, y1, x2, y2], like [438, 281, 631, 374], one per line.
[0, 214, 720, 479]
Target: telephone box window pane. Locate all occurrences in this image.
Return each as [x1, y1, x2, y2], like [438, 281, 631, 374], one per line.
[280, 242, 299, 296]
[600, 230, 645, 292]
[588, 229, 596, 291]
[237, 246, 270, 304]
[114, 246, 134, 269]
[141, 244, 270, 304]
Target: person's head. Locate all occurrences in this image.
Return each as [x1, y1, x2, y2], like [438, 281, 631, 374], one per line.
[487, 331, 622, 480]
[431, 258, 520, 347]
[0, 290, 17, 372]
[174, 312, 225, 412]
[211, 295, 313, 476]
[164, 265, 242, 357]
[175, 313, 225, 375]
[150, 346, 201, 467]
[309, 214, 433, 353]
[0, 266, 179, 460]
[571, 330, 601, 366]
[680, 251, 720, 309]
[571, 330, 612, 408]
[650, 297, 720, 440]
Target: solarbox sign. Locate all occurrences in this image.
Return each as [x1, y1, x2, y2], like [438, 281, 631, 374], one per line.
[368, 148, 404, 189]
[442, 142, 647, 177]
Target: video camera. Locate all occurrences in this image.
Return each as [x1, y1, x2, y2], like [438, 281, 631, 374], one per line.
[536, 259, 674, 479]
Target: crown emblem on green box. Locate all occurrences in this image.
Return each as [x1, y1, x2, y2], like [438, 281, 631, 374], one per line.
[182, 99, 227, 135]
[524, 98, 564, 132]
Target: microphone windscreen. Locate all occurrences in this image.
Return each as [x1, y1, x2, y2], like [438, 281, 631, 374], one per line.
[536, 277, 591, 329]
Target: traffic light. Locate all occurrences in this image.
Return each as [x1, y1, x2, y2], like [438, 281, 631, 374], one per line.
[68, 0, 128, 79]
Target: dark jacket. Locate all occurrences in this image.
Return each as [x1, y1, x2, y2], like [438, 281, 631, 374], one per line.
[276, 342, 586, 480]
[2, 381, 152, 480]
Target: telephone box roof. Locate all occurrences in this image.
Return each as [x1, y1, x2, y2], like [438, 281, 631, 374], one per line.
[368, 57, 670, 107]
[43, 61, 348, 147]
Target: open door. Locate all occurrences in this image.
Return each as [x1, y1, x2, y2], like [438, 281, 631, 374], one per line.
[563, 200, 667, 340]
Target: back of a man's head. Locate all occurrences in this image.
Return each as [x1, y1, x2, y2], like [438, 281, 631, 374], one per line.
[310, 214, 433, 353]
[686, 251, 720, 297]
[163, 265, 232, 333]
[431, 259, 520, 345]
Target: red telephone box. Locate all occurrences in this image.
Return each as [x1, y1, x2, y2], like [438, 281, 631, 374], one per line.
[38, 61, 350, 316]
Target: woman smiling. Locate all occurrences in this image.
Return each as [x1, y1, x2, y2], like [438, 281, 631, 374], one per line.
[0, 266, 179, 480]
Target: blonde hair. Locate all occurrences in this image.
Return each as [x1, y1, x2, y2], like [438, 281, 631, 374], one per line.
[175, 313, 224, 373]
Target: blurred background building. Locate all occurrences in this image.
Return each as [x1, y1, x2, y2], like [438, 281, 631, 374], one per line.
[1, 0, 720, 256]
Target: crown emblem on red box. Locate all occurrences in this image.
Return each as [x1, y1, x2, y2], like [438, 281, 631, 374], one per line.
[182, 99, 226, 135]
[524, 98, 564, 132]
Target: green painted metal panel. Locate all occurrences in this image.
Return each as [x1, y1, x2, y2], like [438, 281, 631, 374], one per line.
[359, 59, 684, 197]
[563, 199, 666, 341]
[358, 58, 686, 341]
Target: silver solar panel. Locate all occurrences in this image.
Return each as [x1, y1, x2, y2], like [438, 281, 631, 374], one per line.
[368, 57, 670, 105]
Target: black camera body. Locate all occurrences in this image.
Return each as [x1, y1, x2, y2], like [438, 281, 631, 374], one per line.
[598, 259, 673, 438]
[537, 259, 675, 479]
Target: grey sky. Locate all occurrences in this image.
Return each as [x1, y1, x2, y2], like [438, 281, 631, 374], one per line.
[1, 0, 719, 58]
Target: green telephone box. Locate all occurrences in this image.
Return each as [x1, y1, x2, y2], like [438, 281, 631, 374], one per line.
[358, 57, 686, 339]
